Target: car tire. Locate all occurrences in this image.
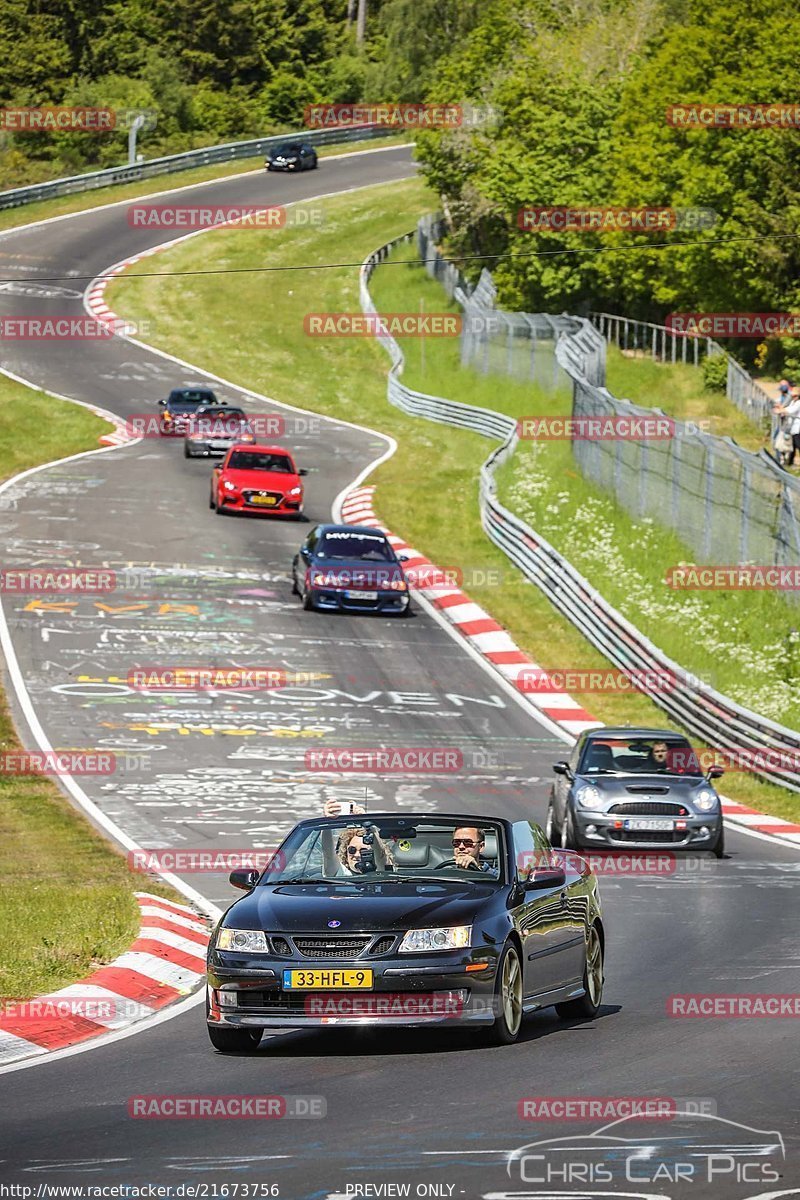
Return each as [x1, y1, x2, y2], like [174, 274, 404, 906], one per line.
[710, 823, 725, 859]
[207, 1023, 262, 1053]
[184, 444, 193, 458]
[545, 799, 560, 844]
[561, 807, 580, 850]
[555, 922, 603, 1021]
[302, 588, 315, 611]
[485, 942, 523, 1045]
[209, 489, 216, 511]
[291, 571, 299, 596]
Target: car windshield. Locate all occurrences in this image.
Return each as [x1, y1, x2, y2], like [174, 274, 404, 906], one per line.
[316, 532, 394, 561]
[579, 737, 703, 777]
[228, 452, 294, 472]
[171, 390, 216, 405]
[168, 398, 206, 411]
[262, 818, 504, 884]
[276, 144, 301, 155]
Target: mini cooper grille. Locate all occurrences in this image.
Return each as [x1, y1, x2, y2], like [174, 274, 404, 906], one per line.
[293, 936, 371, 959]
[612, 829, 686, 843]
[609, 801, 688, 816]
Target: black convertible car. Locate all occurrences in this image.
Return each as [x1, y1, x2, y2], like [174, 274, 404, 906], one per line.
[547, 727, 725, 856]
[206, 813, 605, 1051]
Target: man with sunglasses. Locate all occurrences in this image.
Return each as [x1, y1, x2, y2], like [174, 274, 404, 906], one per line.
[449, 826, 491, 872]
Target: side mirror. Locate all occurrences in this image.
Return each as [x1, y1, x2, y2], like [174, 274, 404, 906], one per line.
[553, 761, 573, 779]
[524, 867, 567, 890]
[158, 398, 167, 406]
[229, 868, 259, 890]
[397, 553, 410, 562]
[707, 766, 724, 780]
[298, 468, 309, 476]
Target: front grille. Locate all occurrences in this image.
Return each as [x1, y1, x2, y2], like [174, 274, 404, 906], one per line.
[293, 936, 371, 959]
[237, 991, 307, 1011]
[271, 936, 292, 957]
[610, 801, 688, 816]
[371, 935, 396, 956]
[611, 829, 687, 843]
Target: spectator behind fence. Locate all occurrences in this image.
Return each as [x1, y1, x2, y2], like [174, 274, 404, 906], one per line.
[774, 385, 800, 468]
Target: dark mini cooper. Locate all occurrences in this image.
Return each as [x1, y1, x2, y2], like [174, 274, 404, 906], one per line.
[547, 727, 725, 857]
[206, 813, 604, 1051]
[265, 141, 318, 172]
[291, 524, 410, 614]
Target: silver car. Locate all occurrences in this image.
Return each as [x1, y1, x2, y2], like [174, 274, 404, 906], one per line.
[547, 727, 725, 857]
[184, 406, 255, 458]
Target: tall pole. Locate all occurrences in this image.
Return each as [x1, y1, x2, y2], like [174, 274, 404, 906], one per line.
[356, 0, 367, 44]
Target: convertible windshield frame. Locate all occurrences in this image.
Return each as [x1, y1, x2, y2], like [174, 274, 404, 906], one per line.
[260, 818, 507, 886]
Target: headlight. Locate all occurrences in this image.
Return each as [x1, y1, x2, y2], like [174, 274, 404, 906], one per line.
[694, 789, 719, 812]
[216, 928, 268, 952]
[288, 485, 302, 496]
[399, 926, 471, 953]
[223, 481, 237, 491]
[387, 579, 407, 591]
[575, 784, 602, 808]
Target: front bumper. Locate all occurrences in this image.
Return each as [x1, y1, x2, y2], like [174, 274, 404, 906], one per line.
[308, 587, 409, 614]
[220, 494, 302, 515]
[266, 161, 298, 171]
[207, 950, 498, 1028]
[574, 809, 722, 849]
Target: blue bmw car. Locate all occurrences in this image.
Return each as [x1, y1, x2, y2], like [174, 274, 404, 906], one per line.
[291, 523, 410, 615]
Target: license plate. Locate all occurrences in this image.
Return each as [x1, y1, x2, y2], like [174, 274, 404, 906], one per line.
[623, 818, 674, 831]
[249, 495, 277, 506]
[345, 590, 377, 600]
[283, 969, 373, 990]
[210, 441, 229, 450]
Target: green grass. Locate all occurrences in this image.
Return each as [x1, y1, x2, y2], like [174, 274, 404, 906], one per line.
[106, 185, 799, 823]
[604, 346, 768, 452]
[0, 373, 183, 999]
[0, 133, 411, 234]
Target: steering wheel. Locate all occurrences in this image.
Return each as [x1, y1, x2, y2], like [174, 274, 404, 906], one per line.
[436, 858, 482, 871]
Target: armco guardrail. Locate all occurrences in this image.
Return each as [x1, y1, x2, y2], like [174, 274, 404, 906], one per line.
[360, 219, 800, 792]
[0, 124, 390, 211]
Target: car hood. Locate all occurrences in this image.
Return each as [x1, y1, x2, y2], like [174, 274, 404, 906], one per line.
[577, 772, 708, 795]
[223, 469, 300, 488]
[226, 880, 494, 932]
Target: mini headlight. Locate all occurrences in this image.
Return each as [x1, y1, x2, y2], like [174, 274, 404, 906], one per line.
[223, 481, 237, 491]
[575, 784, 602, 808]
[216, 928, 268, 952]
[694, 789, 719, 811]
[399, 926, 471, 953]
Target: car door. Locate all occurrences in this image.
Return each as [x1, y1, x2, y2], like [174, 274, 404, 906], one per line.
[511, 822, 585, 996]
[295, 527, 318, 585]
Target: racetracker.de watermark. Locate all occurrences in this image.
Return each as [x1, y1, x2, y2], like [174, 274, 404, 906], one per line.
[0, 107, 157, 131]
[518, 1097, 716, 1121]
[305, 992, 465, 1017]
[126, 204, 322, 229]
[0, 317, 154, 339]
[666, 563, 800, 590]
[517, 207, 717, 232]
[669, 994, 800, 1017]
[305, 747, 463, 772]
[667, 103, 800, 128]
[517, 415, 675, 440]
[518, 851, 715, 877]
[304, 313, 460, 337]
[667, 312, 800, 337]
[303, 103, 500, 128]
[128, 1095, 326, 1119]
[1, 568, 117, 593]
[125, 413, 287, 438]
[0, 751, 115, 775]
[128, 848, 282, 872]
[515, 667, 707, 694]
[126, 667, 312, 691]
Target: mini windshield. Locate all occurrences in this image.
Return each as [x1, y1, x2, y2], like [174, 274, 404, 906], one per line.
[262, 818, 504, 884]
[579, 737, 703, 777]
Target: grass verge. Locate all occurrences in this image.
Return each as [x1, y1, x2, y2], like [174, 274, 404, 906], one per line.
[0, 135, 412, 235]
[106, 186, 799, 823]
[0, 374, 181, 999]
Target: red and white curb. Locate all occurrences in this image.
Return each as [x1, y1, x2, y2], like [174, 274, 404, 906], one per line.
[340, 486, 800, 847]
[0, 893, 210, 1065]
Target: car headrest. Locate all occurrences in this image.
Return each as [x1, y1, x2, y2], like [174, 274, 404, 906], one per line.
[480, 830, 498, 859]
[388, 838, 438, 867]
[584, 743, 615, 771]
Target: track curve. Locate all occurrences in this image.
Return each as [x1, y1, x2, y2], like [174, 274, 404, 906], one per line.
[0, 145, 798, 1199]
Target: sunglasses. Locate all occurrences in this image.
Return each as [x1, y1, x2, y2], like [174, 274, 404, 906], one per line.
[346, 846, 363, 857]
[452, 837, 481, 848]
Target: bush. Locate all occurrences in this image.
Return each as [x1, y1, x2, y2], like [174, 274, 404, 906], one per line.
[702, 353, 728, 394]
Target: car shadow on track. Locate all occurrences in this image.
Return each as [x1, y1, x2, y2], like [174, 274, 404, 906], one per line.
[224, 1003, 622, 1059]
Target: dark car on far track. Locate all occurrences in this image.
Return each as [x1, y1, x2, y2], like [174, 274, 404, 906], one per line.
[291, 523, 410, 615]
[206, 812, 605, 1051]
[158, 386, 219, 435]
[547, 726, 725, 857]
[265, 142, 318, 172]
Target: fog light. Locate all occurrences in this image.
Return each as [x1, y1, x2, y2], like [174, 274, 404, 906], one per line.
[699, 826, 710, 838]
[218, 991, 237, 1009]
[585, 824, 597, 835]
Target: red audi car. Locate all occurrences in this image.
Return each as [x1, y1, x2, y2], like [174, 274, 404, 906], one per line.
[209, 445, 307, 516]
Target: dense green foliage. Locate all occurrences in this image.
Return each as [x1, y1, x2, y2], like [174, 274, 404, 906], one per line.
[414, 0, 800, 368]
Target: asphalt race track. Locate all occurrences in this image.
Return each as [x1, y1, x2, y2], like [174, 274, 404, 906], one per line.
[0, 145, 798, 1200]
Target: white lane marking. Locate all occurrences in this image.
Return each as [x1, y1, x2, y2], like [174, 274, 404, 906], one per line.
[136, 904, 210, 934]
[136, 925, 209, 958]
